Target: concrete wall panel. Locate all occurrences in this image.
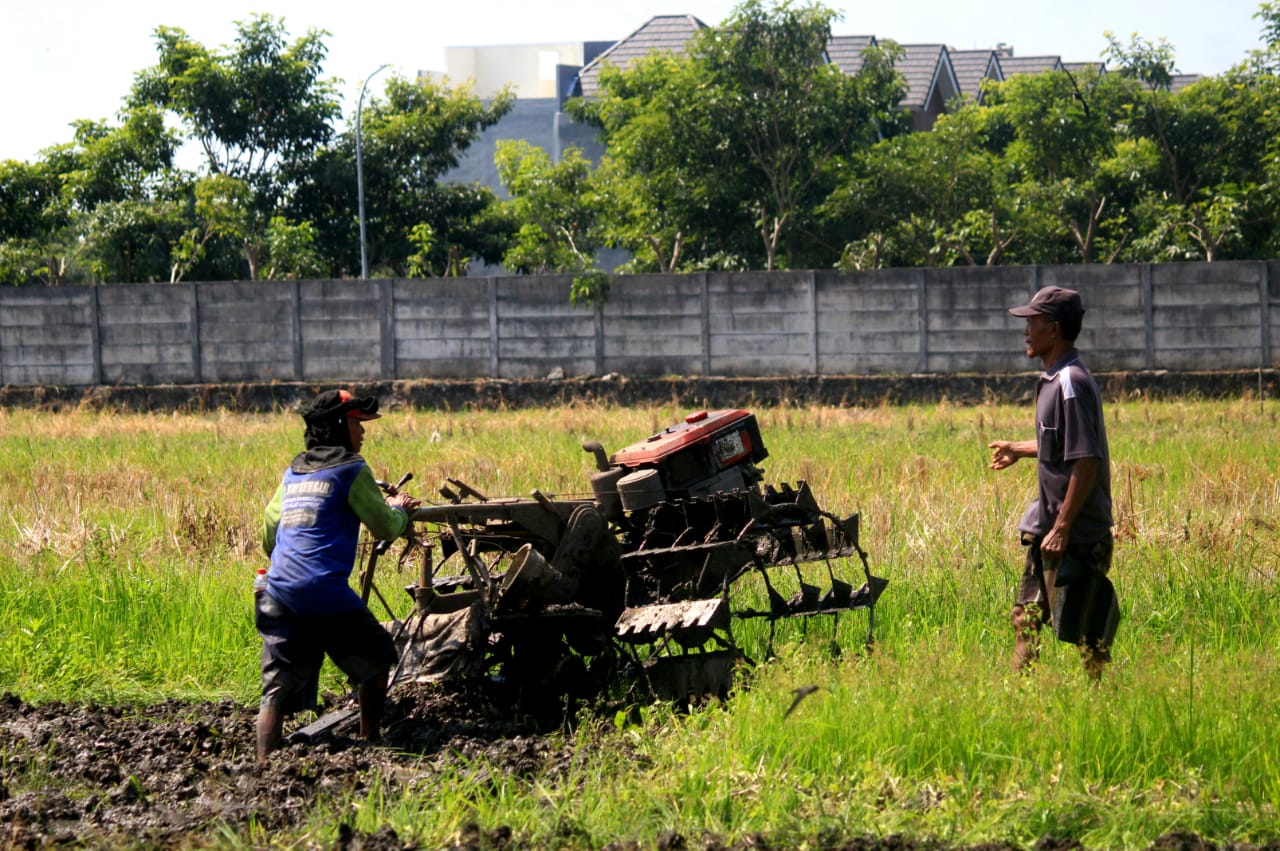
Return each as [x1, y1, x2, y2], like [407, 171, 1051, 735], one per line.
[2, 262, 1276, 386]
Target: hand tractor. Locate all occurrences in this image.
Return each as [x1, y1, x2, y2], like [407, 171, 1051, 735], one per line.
[294, 409, 887, 740]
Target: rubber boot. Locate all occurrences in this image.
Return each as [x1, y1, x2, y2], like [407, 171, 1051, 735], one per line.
[256, 704, 284, 763]
[358, 673, 389, 742]
[1011, 603, 1042, 673]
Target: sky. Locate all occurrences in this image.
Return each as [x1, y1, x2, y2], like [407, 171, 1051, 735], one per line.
[1, 0, 1269, 164]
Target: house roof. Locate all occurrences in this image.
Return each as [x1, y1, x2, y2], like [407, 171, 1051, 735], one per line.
[948, 49, 1003, 102]
[826, 34, 878, 75]
[575, 14, 708, 98]
[561, 13, 1206, 125]
[894, 43, 958, 110]
[997, 54, 1065, 77]
[1062, 61, 1106, 76]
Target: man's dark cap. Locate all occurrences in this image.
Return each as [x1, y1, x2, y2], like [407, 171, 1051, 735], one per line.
[1008, 286, 1085, 323]
[300, 389, 381, 423]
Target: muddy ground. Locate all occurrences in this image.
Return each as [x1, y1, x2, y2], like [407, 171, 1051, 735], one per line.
[0, 685, 1274, 851]
[0, 683, 585, 850]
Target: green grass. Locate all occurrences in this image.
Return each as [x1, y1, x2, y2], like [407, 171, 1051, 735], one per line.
[1, 398, 1278, 848]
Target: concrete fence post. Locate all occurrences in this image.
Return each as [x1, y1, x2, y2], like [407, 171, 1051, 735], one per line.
[594, 302, 605, 376]
[808, 270, 819, 374]
[189, 283, 203, 384]
[1260, 261, 1272, 370]
[290, 280, 303, 379]
[90, 285, 103, 385]
[916, 269, 928, 373]
[488, 277, 500, 377]
[701, 272, 712, 376]
[1142, 264, 1155, 370]
[379, 278, 396, 379]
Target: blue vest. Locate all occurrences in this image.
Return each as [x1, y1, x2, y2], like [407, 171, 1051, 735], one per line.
[267, 459, 366, 615]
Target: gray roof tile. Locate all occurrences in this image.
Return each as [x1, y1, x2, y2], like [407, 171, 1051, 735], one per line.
[1061, 61, 1106, 76]
[826, 34, 878, 75]
[949, 49, 1003, 101]
[997, 54, 1065, 76]
[894, 43, 955, 109]
[576, 15, 708, 98]
[565, 13, 1206, 129]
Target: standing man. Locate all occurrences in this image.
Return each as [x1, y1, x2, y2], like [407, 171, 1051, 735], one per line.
[256, 389, 419, 760]
[988, 286, 1119, 679]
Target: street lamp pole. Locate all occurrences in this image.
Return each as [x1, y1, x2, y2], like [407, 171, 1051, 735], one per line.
[357, 63, 390, 280]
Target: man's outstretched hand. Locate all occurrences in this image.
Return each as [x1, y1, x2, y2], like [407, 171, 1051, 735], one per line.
[989, 440, 1019, 470]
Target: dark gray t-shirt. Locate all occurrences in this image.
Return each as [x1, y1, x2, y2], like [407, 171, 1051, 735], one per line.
[1018, 350, 1113, 543]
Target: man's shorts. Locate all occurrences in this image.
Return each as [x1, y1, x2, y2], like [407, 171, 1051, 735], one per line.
[1017, 534, 1119, 648]
[255, 591, 398, 714]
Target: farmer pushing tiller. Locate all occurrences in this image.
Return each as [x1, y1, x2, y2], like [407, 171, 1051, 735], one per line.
[254, 389, 420, 762]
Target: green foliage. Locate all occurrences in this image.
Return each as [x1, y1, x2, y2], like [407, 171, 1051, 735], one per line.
[405, 222, 438, 278]
[971, 68, 1142, 264]
[169, 173, 252, 281]
[0, 157, 77, 284]
[0, 238, 45, 286]
[572, 0, 906, 272]
[828, 102, 1017, 268]
[60, 108, 180, 209]
[1244, 1, 1280, 73]
[567, 55, 718, 273]
[129, 14, 338, 199]
[293, 75, 515, 277]
[263, 216, 325, 280]
[1104, 31, 1179, 90]
[692, 0, 879, 270]
[570, 269, 611, 308]
[124, 15, 341, 280]
[82, 198, 188, 283]
[495, 140, 604, 276]
[9, 1, 1280, 280]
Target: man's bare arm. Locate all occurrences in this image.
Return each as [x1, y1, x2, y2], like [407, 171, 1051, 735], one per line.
[988, 439, 1037, 471]
[1039, 456, 1099, 558]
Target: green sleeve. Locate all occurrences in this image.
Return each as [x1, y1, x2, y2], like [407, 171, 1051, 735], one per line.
[262, 481, 284, 555]
[348, 465, 410, 541]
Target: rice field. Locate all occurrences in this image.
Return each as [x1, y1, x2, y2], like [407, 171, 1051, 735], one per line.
[0, 397, 1277, 848]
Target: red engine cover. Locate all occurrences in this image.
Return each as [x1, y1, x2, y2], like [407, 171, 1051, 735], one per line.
[610, 409, 767, 493]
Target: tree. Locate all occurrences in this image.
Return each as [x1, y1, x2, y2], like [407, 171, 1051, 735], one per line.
[82, 198, 188, 283]
[494, 141, 603, 275]
[170, 174, 255, 282]
[130, 15, 339, 277]
[827, 102, 1019, 268]
[130, 15, 338, 196]
[1108, 32, 1277, 261]
[569, 53, 714, 273]
[1244, 0, 1280, 74]
[0, 159, 71, 285]
[571, 0, 906, 271]
[290, 75, 515, 276]
[985, 68, 1145, 263]
[57, 108, 188, 283]
[701, 0, 903, 269]
[262, 216, 324, 280]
